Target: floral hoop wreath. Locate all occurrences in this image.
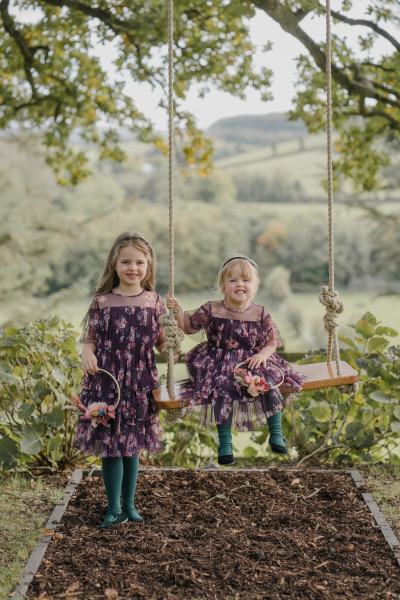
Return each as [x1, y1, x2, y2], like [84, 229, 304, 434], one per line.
[71, 368, 121, 428]
[233, 361, 284, 398]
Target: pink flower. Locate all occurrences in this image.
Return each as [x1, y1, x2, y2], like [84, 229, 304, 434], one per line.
[80, 401, 117, 428]
[247, 383, 259, 397]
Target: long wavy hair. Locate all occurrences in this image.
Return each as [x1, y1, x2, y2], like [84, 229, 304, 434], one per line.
[94, 232, 156, 296]
[80, 232, 155, 341]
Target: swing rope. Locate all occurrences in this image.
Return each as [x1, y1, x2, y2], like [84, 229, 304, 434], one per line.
[160, 0, 184, 399]
[161, 0, 344, 395]
[319, 0, 343, 375]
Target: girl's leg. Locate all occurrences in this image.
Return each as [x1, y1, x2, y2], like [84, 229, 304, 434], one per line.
[267, 411, 288, 455]
[121, 455, 144, 522]
[100, 457, 127, 528]
[217, 412, 234, 465]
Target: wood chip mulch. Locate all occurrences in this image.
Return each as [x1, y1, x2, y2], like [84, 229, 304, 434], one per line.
[28, 469, 400, 599]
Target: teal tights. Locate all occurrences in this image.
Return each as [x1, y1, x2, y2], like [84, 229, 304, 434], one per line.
[267, 411, 285, 447]
[216, 411, 286, 456]
[101, 455, 139, 515]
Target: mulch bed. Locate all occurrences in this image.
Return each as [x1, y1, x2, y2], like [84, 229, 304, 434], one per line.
[28, 469, 400, 600]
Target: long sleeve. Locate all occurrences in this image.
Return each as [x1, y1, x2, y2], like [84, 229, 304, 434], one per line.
[261, 308, 283, 348]
[84, 298, 101, 344]
[155, 294, 167, 350]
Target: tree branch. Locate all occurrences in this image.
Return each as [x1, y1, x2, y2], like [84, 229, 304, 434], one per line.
[41, 0, 164, 89]
[253, 0, 400, 109]
[330, 9, 400, 52]
[362, 61, 396, 74]
[41, 0, 146, 45]
[0, 0, 37, 96]
[344, 109, 399, 130]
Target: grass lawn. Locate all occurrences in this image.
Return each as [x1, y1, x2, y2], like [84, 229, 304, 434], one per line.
[0, 475, 63, 600]
[54, 289, 400, 353]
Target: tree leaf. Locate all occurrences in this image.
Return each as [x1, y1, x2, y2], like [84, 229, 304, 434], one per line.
[367, 337, 389, 353]
[375, 326, 398, 337]
[369, 391, 392, 404]
[0, 436, 20, 470]
[20, 425, 43, 455]
[52, 368, 66, 385]
[310, 402, 331, 422]
[243, 446, 258, 458]
[355, 319, 376, 339]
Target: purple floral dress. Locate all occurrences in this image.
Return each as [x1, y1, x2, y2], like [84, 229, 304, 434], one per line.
[178, 301, 304, 431]
[74, 290, 165, 457]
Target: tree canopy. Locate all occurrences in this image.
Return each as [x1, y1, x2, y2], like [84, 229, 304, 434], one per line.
[1, 0, 399, 189]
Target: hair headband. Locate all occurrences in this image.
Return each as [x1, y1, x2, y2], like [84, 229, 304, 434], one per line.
[221, 256, 258, 269]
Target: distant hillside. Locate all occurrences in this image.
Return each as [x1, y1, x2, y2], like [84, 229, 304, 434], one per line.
[207, 112, 307, 147]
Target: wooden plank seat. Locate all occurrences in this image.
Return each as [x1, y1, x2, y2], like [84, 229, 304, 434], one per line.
[155, 361, 359, 410]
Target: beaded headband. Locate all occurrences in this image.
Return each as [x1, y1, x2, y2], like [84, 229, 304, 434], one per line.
[221, 256, 258, 269]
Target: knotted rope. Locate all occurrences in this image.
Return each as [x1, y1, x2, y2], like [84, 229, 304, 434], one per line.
[320, 0, 343, 375]
[160, 0, 183, 399]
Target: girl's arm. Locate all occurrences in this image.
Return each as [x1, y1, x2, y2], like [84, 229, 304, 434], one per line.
[81, 297, 100, 375]
[82, 342, 98, 375]
[246, 307, 280, 369]
[246, 341, 277, 369]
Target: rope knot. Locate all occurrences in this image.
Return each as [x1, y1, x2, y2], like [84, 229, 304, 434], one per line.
[319, 285, 344, 332]
[159, 312, 184, 353]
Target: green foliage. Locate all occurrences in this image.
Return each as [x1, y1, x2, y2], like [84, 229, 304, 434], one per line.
[157, 412, 218, 467]
[1, 2, 399, 188]
[0, 317, 82, 471]
[280, 312, 400, 464]
[0, 0, 268, 183]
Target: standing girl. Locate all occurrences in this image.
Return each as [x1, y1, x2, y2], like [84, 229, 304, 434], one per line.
[75, 232, 166, 528]
[167, 256, 303, 465]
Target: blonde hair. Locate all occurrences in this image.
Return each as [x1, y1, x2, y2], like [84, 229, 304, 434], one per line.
[217, 256, 259, 294]
[94, 232, 156, 296]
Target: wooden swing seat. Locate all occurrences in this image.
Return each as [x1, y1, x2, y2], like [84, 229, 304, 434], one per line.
[155, 360, 358, 410]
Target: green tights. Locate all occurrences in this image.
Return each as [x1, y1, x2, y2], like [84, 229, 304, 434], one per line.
[216, 411, 287, 457]
[101, 455, 143, 521]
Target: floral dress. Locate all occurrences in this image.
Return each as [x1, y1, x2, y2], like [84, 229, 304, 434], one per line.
[178, 300, 304, 431]
[74, 290, 165, 457]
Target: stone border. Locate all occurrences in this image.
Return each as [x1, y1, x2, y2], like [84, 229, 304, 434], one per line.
[10, 469, 83, 600]
[349, 469, 400, 568]
[11, 467, 400, 598]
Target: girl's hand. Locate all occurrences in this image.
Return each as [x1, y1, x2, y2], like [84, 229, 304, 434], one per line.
[82, 348, 98, 375]
[245, 353, 268, 369]
[166, 294, 183, 314]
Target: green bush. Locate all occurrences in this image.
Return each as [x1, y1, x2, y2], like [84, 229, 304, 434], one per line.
[281, 312, 400, 464]
[0, 317, 82, 471]
[1, 312, 398, 471]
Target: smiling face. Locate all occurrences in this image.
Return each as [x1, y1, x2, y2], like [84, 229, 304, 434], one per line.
[221, 260, 258, 307]
[115, 244, 149, 292]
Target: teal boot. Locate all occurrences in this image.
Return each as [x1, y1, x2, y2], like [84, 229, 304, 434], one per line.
[99, 457, 127, 529]
[121, 455, 144, 523]
[267, 411, 288, 455]
[217, 422, 235, 465]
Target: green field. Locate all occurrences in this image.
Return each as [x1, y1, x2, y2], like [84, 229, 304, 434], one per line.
[52, 289, 399, 353]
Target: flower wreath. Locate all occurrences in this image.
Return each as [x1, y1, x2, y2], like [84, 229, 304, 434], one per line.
[71, 368, 120, 427]
[233, 361, 284, 398]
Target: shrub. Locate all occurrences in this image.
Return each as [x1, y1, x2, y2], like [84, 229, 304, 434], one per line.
[0, 317, 82, 471]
